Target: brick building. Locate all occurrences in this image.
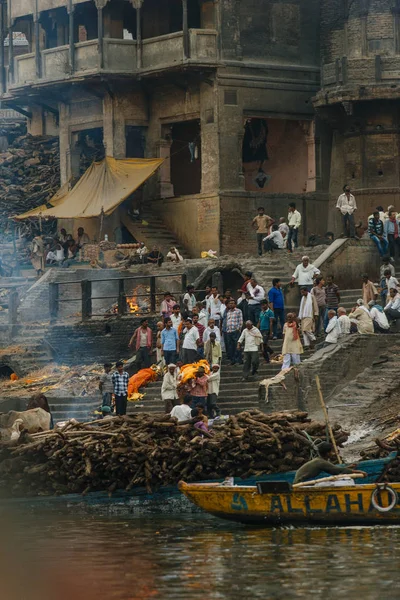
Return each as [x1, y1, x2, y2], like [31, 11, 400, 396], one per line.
[315, 0, 400, 232]
[1, 0, 388, 256]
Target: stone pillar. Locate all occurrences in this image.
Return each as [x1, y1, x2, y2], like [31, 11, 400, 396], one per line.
[300, 120, 317, 193]
[393, 3, 400, 54]
[95, 0, 109, 69]
[0, 0, 5, 93]
[182, 0, 190, 59]
[34, 0, 41, 79]
[103, 92, 125, 158]
[360, 2, 369, 57]
[218, 99, 245, 191]
[8, 21, 14, 84]
[200, 80, 219, 194]
[68, 0, 75, 73]
[129, 0, 142, 68]
[103, 92, 114, 156]
[59, 102, 71, 184]
[157, 138, 174, 198]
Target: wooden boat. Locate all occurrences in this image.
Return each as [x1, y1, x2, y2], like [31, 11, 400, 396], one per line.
[0, 455, 394, 516]
[178, 475, 400, 526]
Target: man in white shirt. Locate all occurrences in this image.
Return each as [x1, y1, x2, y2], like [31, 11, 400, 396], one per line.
[170, 304, 182, 331]
[161, 364, 179, 413]
[324, 311, 340, 346]
[136, 242, 148, 263]
[337, 307, 351, 336]
[384, 288, 400, 323]
[207, 364, 221, 418]
[198, 301, 208, 328]
[183, 285, 197, 316]
[287, 202, 302, 253]
[278, 217, 289, 243]
[291, 256, 321, 292]
[263, 225, 284, 253]
[246, 278, 265, 325]
[170, 396, 193, 422]
[181, 318, 200, 364]
[203, 318, 221, 343]
[336, 184, 357, 238]
[237, 320, 263, 381]
[207, 286, 223, 326]
[368, 300, 390, 333]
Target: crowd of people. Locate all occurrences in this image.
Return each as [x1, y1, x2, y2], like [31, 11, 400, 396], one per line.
[30, 227, 91, 275]
[30, 225, 184, 276]
[100, 248, 400, 420]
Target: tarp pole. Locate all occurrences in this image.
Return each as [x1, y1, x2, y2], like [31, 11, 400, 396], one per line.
[99, 208, 104, 241]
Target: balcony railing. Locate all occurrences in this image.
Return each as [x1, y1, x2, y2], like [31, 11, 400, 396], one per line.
[8, 29, 217, 90]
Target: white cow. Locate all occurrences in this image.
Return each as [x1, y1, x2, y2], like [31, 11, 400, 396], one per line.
[0, 408, 51, 442]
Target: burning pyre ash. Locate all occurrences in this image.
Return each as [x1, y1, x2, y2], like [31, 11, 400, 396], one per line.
[106, 284, 151, 316]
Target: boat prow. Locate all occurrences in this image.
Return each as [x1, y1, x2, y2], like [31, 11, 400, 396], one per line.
[178, 478, 400, 526]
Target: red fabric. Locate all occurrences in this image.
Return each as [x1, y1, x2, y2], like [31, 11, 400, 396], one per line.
[286, 322, 299, 341]
[195, 322, 205, 343]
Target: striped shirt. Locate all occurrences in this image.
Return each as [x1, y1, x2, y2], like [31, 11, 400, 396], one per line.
[325, 284, 340, 308]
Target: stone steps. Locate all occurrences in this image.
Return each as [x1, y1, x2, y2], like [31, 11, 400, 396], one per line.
[120, 210, 189, 257]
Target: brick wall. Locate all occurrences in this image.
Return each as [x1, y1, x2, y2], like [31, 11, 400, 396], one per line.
[45, 315, 159, 365]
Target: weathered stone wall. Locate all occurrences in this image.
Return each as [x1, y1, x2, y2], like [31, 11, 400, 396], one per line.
[219, 192, 329, 254]
[316, 238, 381, 289]
[45, 315, 159, 365]
[266, 334, 395, 413]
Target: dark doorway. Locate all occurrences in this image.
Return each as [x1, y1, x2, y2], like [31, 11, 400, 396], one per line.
[0, 365, 15, 379]
[71, 127, 105, 179]
[170, 120, 201, 196]
[126, 126, 146, 158]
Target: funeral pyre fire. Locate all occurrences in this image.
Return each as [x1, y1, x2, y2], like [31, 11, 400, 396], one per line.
[108, 284, 150, 315]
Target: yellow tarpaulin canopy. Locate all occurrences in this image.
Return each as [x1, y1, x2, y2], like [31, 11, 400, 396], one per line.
[14, 156, 164, 220]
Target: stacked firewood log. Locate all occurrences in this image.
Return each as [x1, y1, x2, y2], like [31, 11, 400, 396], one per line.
[0, 410, 349, 497]
[0, 132, 60, 238]
[360, 436, 400, 482]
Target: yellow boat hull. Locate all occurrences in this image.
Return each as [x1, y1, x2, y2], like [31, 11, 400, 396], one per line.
[178, 481, 400, 525]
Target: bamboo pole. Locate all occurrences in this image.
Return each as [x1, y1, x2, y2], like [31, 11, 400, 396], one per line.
[293, 473, 365, 489]
[315, 375, 342, 464]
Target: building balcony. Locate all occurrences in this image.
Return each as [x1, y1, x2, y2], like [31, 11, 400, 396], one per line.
[315, 56, 400, 106]
[8, 29, 218, 92]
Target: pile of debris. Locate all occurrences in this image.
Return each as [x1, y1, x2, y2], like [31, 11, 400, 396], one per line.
[0, 409, 349, 497]
[0, 133, 60, 239]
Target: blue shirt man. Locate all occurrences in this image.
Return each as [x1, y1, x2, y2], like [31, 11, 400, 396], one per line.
[268, 278, 285, 339]
[161, 322, 179, 365]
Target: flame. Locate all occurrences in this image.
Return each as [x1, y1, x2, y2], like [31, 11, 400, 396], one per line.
[127, 295, 140, 313]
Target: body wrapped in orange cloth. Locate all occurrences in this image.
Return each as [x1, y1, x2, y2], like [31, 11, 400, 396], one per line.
[127, 365, 162, 400]
[178, 360, 211, 385]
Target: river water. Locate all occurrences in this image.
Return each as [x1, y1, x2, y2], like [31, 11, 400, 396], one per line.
[1, 511, 399, 600]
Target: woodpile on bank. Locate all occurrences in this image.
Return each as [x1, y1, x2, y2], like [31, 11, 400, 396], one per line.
[0, 132, 60, 238]
[360, 434, 400, 482]
[0, 410, 349, 497]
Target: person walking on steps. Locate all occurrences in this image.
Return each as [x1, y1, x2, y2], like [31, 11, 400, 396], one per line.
[252, 207, 273, 256]
[281, 313, 303, 370]
[336, 184, 357, 238]
[287, 202, 301, 253]
[237, 320, 263, 381]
